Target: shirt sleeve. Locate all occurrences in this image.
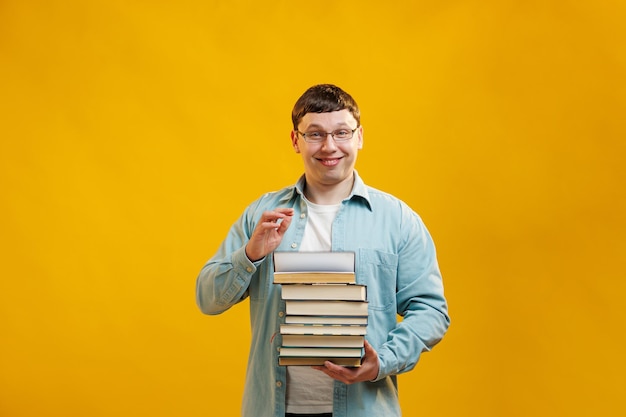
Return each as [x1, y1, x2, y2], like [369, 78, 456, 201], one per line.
[374, 207, 450, 380]
[195, 208, 262, 315]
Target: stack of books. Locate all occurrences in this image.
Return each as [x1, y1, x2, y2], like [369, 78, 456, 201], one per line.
[273, 251, 368, 367]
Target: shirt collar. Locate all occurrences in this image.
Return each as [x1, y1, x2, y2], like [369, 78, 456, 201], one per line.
[281, 170, 372, 211]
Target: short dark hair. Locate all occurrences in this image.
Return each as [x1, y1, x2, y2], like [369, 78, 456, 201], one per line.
[291, 84, 360, 130]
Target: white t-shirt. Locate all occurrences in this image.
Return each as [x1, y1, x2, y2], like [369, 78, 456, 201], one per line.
[285, 199, 341, 414]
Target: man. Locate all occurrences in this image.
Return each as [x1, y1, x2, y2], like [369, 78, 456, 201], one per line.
[196, 84, 450, 417]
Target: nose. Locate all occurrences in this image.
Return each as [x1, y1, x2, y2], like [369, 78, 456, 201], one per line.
[320, 133, 338, 150]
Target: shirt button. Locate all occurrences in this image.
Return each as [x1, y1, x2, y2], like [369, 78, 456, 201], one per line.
[278, 311, 284, 317]
[291, 243, 297, 249]
[276, 381, 282, 388]
[246, 267, 252, 272]
[300, 213, 306, 219]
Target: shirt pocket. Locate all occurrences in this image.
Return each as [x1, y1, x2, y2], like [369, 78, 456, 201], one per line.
[357, 248, 398, 311]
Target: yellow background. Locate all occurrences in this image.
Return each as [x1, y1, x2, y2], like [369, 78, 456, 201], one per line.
[1, 1, 625, 416]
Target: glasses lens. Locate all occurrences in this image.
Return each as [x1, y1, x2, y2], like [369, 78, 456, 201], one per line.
[300, 129, 355, 143]
[303, 132, 321, 143]
[333, 129, 353, 141]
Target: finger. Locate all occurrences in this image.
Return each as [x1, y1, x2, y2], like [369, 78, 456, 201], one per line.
[263, 209, 292, 224]
[363, 340, 378, 358]
[275, 207, 295, 215]
[325, 361, 357, 381]
[261, 216, 281, 228]
[313, 364, 343, 382]
[277, 214, 294, 233]
[313, 362, 346, 377]
[323, 361, 346, 374]
[361, 341, 380, 381]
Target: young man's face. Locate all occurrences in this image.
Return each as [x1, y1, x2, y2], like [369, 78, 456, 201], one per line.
[291, 109, 363, 191]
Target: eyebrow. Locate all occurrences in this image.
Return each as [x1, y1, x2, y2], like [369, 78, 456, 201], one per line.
[301, 123, 354, 130]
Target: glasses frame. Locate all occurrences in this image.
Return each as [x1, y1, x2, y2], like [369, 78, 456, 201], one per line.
[296, 127, 359, 143]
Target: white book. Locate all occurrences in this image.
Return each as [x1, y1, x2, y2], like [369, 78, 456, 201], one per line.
[273, 251, 355, 273]
[281, 284, 366, 301]
[286, 300, 368, 317]
[279, 356, 362, 367]
[279, 346, 364, 358]
[285, 315, 368, 326]
[281, 334, 365, 348]
[274, 271, 356, 284]
[280, 324, 367, 336]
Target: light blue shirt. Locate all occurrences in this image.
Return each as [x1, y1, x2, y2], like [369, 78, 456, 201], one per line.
[196, 171, 450, 417]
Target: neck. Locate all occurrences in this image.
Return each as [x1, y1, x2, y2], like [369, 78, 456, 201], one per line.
[303, 174, 354, 205]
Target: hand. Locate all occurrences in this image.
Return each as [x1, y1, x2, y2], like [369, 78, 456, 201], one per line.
[313, 340, 380, 384]
[245, 208, 294, 262]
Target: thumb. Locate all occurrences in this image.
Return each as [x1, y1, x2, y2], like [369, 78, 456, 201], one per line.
[277, 215, 293, 234]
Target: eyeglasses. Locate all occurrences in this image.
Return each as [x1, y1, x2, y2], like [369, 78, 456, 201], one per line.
[296, 127, 358, 143]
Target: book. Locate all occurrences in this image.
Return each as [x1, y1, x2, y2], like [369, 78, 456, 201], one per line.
[281, 284, 366, 300]
[285, 300, 369, 317]
[273, 251, 355, 273]
[278, 356, 362, 367]
[273, 251, 367, 368]
[281, 334, 365, 348]
[273, 271, 356, 284]
[279, 346, 364, 358]
[280, 324, 367, 336]
[285, 315, 368, 326]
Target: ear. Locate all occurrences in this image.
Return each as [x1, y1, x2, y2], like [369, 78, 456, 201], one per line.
[291, 130, 301, 153]
[356, 126, 364, 150]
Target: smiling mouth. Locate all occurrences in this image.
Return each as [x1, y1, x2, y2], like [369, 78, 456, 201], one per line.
[318, 158, 341, 167]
